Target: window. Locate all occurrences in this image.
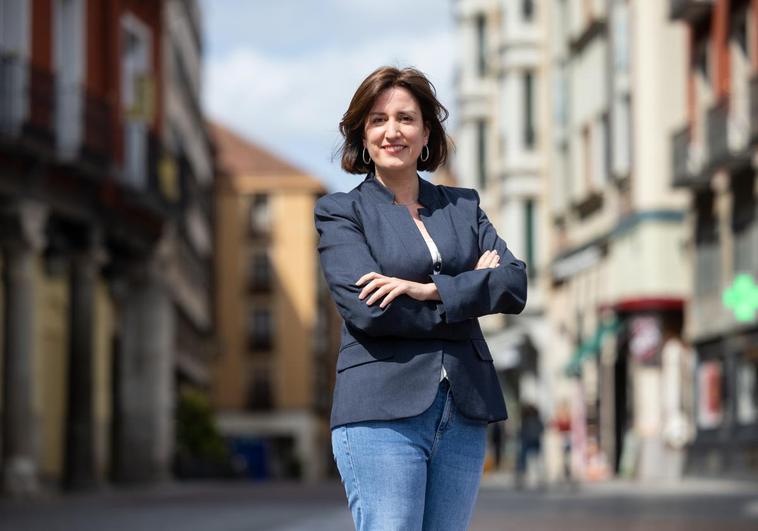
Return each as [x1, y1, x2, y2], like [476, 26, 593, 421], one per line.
[731, 170, 756, 274]
[736, 349, 758, 425]
[249, 250, 272, 291]
[601, 112, 610, 184]
[524, 199, 536, 278]
[694, 190, 720, 296]
[523, 70, 535, 150]
[582, 124, 592, 191]
[522, 0, 535, 21]
[477, 119, 487, 190]
[730, 3, 749, 56]
[249, 307, 273, 350]
[697, 359, 725, 429]
[247, 364, 273, 411]
[476, 14, 487, 77]
[250, 194, 270, 235]
[695, 190, 717, 245]
[693, 26, 710, 84]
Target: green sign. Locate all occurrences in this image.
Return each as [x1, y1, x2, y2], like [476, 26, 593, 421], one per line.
[722, 274, 758, 323]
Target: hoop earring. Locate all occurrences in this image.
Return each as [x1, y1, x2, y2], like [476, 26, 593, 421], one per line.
[362, 147, 371, 165]
[420, 145, 430, 162]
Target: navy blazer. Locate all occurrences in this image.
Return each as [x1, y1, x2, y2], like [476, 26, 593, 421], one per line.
[315, 173, 527, 428]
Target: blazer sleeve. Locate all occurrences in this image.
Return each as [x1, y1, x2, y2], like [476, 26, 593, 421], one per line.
[430, 190, 527, 323]
[315, 194, 472, 340]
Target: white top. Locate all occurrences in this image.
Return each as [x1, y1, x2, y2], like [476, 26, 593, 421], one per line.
[421, 232, 447, 382]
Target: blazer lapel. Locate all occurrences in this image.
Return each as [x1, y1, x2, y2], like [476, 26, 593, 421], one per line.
[417, 177, 467, 274]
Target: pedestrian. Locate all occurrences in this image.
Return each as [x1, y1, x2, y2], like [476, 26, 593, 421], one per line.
[552, 400, 572, 483]
[515, 403, 544, 489]
[315, 66, 527, 531]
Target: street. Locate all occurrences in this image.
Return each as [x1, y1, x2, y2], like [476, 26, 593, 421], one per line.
[1, 476, 756, 531]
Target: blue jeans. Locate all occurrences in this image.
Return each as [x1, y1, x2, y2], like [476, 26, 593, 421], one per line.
[331, 379, 488, 531]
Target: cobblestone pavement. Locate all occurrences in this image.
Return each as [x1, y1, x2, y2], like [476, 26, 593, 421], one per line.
[0, 476, 756, 531]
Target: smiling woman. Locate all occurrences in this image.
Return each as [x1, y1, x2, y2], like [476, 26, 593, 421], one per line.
[338, 67, 448, 175]
[316, 66, 527, 531]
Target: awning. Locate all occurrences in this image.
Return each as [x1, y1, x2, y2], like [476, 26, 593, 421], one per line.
[564, 318, 621, 377]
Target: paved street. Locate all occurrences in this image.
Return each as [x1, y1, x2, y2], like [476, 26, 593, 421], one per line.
[1, 476, 756, 531]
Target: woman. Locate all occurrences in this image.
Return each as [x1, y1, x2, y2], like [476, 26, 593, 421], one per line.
[315, 66, 527, 530]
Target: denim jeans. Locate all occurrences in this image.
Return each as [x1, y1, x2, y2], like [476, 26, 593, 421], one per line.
[331, 379, 488, 531]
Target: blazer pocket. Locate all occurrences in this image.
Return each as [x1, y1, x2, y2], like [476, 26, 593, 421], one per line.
[336, 342, 395, 372]
[471, 339, 494, 362]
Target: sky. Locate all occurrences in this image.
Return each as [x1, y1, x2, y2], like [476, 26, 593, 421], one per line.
[200, 0, 457, 192]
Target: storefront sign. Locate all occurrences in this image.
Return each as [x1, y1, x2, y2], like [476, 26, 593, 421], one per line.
[723, 273, 758, 323]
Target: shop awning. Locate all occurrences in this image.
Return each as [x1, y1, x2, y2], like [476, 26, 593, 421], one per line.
[564, 318, 621, 377]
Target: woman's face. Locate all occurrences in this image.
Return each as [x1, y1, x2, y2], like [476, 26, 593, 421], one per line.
[363, 86, 429, 176]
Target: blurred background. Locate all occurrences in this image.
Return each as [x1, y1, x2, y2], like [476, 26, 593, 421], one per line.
[0, 0, 757, 529]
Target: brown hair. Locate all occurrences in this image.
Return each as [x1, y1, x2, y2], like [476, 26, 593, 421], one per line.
[338, 66, 449, 174]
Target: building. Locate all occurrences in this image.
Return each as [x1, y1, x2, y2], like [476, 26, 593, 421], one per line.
[543, 0, 694, 481]
[0, 0, 214, 495]
[210, 122, 339, 482]
[454, 0, 551, 473]
[669, 0, 758, 478]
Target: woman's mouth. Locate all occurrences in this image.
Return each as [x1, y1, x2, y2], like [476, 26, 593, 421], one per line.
[382, 145, 406, 154]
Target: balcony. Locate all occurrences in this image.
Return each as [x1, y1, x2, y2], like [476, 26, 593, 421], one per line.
[669, 0, 714, 22]
[704, 98, 752, 172]
[0, 56, 55, 151]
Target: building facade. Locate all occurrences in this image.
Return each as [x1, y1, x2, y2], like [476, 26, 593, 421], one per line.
[669, 0, 758, 478]
[454, 0, 551, 474]
[0, 0, 214, 495]
[211, 123, 339, 482]
[544, 0, 694, 481]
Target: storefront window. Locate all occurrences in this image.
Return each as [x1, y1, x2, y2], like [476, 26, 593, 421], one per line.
[697, 360, 724, 429]
[736, 351, 758, 425]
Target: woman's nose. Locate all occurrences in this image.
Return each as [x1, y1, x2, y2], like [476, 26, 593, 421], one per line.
[386, 120, 401, 137]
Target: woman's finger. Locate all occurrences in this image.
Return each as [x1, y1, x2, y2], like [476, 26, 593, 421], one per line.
[475, 250, 491, 270]
[379, 285, 405, 308]
[356, 271, 382, 286]
[366, 282, 395, 306]
[358, 277, 387, 299]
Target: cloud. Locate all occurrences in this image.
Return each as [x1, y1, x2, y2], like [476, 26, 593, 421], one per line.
[201, 2, 455, 191]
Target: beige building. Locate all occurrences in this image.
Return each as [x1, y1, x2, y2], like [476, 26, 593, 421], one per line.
[210, 123, 339, 481]
[453, 0, 551, 477]
[543, 0, 693, 481]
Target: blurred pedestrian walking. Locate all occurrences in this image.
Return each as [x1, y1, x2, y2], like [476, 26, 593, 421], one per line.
[516, 403, 544, 489]
[553, 400, 572, 483]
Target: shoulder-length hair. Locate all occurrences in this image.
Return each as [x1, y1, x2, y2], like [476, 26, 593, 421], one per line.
[338, 66, 449, 174]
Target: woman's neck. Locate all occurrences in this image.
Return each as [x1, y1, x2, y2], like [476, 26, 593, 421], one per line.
[375, 168, 419, 205]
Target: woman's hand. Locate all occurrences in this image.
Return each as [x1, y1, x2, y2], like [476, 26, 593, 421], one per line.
[475, 250, 500, 270]
[355, 272, 438, 308]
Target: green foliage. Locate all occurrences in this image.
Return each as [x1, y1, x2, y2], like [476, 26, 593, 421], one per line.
[175, 388, 228, 465]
